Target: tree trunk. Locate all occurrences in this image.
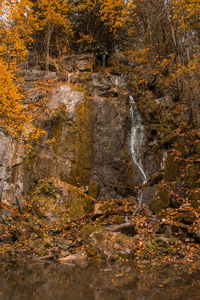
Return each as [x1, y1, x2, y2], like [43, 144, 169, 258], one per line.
[46, 22, 53, 74]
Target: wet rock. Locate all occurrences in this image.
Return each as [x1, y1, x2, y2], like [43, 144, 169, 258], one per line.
[92, 74, 111, 92]
[148, 172, 163, 185]
[76, 53, 94, 72]
[138, 186, 156, 205]
[24, 90, 94, 190]
[87, 230, 136, 261]
[99, 90, 118, 98]
[58, 251, 88, 268]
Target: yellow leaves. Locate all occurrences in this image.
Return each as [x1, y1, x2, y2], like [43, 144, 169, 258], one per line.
[36, 0, 74, 33]
[0, 57, 45, 144]
[99, 0, 129, 34]
[77, 33, 96, 44]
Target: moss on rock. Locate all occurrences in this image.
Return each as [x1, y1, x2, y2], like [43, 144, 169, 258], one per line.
[184, 164, 200, 189]
[99, 202, 118, 213]
[140, 238, 176, 259]
[88, 181, 100, 198]
[80, 224, 99, 240]
[164, 155, 184, 182]
[31, 178, 94, 221]
[149, 185, 170, 214]
[65, 97, 94, 186]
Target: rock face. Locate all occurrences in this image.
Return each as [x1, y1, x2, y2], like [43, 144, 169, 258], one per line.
[0, 131, 24, 213]
[22, 68, 149, 199]
[1, 51, 199, 214]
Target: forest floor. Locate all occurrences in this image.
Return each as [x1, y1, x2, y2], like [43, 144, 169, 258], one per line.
[0, 193, 200, 264]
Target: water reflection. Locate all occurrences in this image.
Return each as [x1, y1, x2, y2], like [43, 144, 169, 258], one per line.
[0, 260, 200, 300]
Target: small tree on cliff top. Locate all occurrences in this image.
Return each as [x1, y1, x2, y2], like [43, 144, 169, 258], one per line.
[33, 0, 74, 72]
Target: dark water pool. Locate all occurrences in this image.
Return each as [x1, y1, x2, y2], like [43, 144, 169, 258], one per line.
[0, 260, 200, 300]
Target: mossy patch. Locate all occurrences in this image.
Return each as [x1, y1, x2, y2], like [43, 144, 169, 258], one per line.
[140, 238, 176, 259]
[64, 97, 94, 186]
[30, 178, 94, 221]
[149, 185, 170, 214]
[88, 181, 100, 198]
[184, 164, 200, 189]
[35, 179, 57, 197]
[79, 224, 99, 240]
[99, 202, 118, 213]
[164, 155, 185, 182]
[68, 190, 94, 219]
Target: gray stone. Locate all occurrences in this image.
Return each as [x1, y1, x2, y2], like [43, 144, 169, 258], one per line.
[138, 186, 157, 205]
[23, 90, 46, 104]
[0, 131, 24, 209]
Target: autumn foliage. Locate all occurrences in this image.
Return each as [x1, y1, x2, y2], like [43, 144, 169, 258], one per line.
[0, 0, 199, 138]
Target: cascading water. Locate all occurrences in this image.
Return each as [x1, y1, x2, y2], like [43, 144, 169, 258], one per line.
[102, 54, 106, 67]
[129, 95, 147, 184]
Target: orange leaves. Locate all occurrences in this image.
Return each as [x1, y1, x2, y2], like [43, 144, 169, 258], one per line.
[0, 58, 45, 142]
[0, 1, 46, 144]
[36, 0, 74, 33]
[99, 0, 128, 34]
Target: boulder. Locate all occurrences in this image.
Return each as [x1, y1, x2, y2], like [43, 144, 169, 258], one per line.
[33, 179, 94, 221]
[58, 251, 88, 268]
[86, 230, 136, 261]
[149, 185, 170, 214]
[138, 186, 157, 205]
[107, 223, 136, 237]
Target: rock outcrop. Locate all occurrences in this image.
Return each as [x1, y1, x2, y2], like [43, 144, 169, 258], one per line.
[0, 51, 199, 217]
[0, 131, 24, 213]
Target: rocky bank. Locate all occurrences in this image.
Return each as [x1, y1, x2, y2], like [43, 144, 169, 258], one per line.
[0, 52, 199, 262]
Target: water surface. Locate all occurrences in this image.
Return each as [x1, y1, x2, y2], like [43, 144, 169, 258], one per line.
[0, 260, 200, 300]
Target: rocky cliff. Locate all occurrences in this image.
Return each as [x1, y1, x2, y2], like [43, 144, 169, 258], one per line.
[0, 53, 200, 262]
[1, 52, 199, 213]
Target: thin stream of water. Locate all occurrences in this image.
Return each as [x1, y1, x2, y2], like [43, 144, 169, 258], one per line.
[129, 95, 147, 184]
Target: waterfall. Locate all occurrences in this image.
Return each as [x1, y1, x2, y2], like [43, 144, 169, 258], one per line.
[129, 96, 147, 184]
[114, 76, 120, 86]
[102, 54, 106, 67]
